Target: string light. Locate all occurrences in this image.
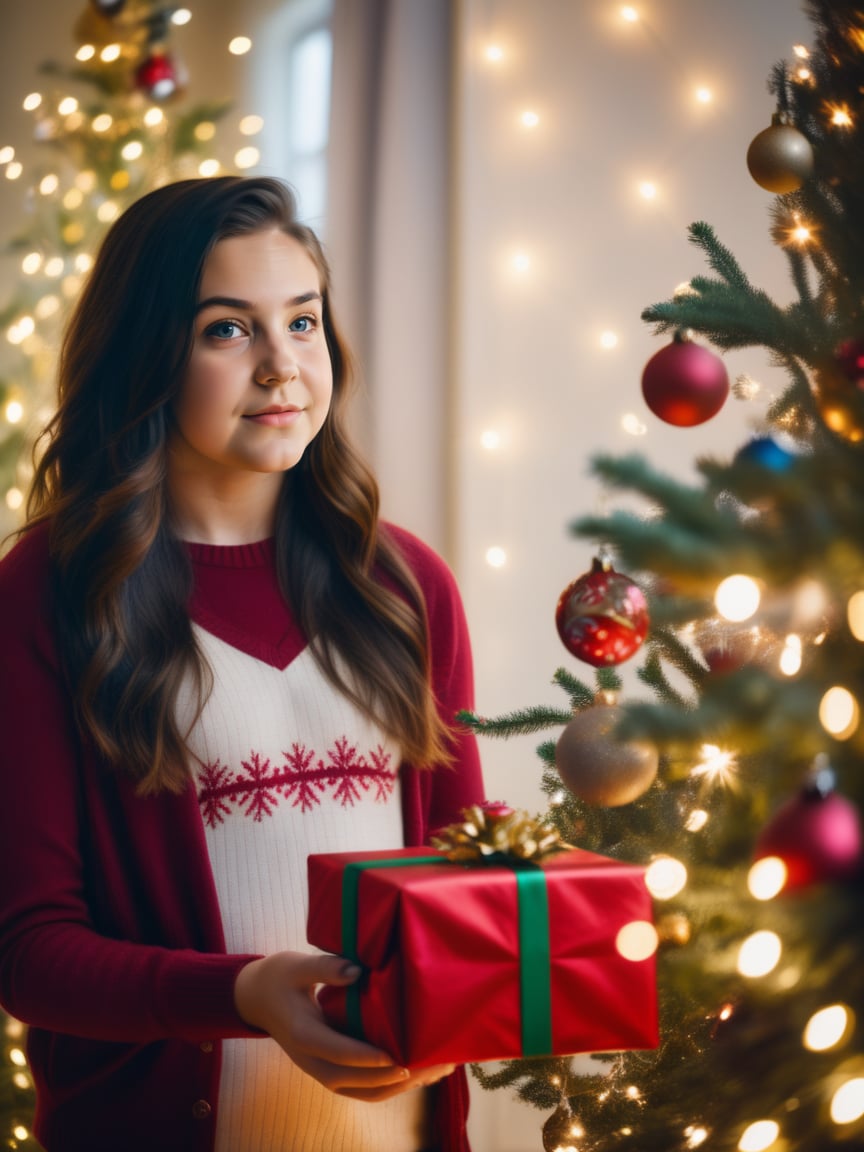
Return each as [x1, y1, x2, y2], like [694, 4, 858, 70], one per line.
[737, 931, 781, 978]
[715, 575, 760, 622]
[830, 1079, 864, 1124]
[737, 1119, 780, 1150]
[21, 252, 42, 275]
[645, 856, 687, 899]
[690, 744, 737, 788]
[171, 7, 192, 24]
[6, 162, 23, 180]
[615, 920, 659, 961]
[778, 633, 802, 675]
[4, 400, 24, 425]
[483, 44, 505, 64]
[121, 141, 144, 161]
[144, 107, 164, 127]
[827, 103, 853, 127]
[802, 1004, 850, 1051]
[194, 121, 216, 141]
[685, 808, 708, 832]
[58, 96, 78, 116]
[100, 43, 122, 63]
[22, 92, 42, 111]
[480, 428, 503, 451]
[819, 686, 859, 739]
[92, 114, 113, 133]
[229, 36, 253, 55]
[694, 87, 713, 104]
[684, 1126, 709, 1148]
[520, 110, 540, 129]
[620, 412, 647, 435]
[239, 114, 264, 135]
[638, 180, 658, 200]
[747, 856, 786, 900]
[620, 6, 639, 22]
[39, 174, 59, 196]
[600, 330, 619, 349]
[847, 590, 864, 639]
[485, 546, 507, 568]
[234, 146, 260, 169]
[76, 44, 96, 62]
[0, 145, 14, 164]
[198, 159, 221, 177]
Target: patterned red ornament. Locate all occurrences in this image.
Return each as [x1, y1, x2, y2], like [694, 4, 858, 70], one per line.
[135, 51, 180, 100]
[754, 760, 863, 890]
[641, 330, 729, 426]
[555, 558, 648, 666]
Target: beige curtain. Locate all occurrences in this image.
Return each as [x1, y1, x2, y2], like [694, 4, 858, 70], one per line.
[326, 0, 455, 555]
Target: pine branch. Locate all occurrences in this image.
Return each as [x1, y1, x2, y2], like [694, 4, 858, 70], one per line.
[456, 707, 572, 738]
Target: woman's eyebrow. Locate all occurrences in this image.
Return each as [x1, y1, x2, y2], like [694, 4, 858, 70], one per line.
[195, 290, 322, 314]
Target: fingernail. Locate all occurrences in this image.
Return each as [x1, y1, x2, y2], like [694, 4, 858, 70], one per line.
[341, 963, 362, 980]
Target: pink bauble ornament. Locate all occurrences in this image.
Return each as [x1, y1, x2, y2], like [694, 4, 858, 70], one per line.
[641, 330, 729, 426]
[555, 699, 659, 807]
[555, 558, 648, 666]
[754, 760, 863, 890]
[746, 115, 814, 194]
[834, 338, 864, 387]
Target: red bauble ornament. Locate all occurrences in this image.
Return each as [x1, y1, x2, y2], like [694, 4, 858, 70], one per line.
[555, 558, 648, 666]
[135, 51, 180, 100]
[641, 330, 729, 426]
[754, 760, 863, 890]
[835, 338, 864, 387]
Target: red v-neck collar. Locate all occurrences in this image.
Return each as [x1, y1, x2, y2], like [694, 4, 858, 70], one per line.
[185, 538, 308, 670]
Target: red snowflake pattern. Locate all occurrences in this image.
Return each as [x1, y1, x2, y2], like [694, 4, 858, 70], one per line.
[197, 738, 397, 827]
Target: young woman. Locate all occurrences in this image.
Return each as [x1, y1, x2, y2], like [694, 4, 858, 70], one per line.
[0, 176, 484, 1152]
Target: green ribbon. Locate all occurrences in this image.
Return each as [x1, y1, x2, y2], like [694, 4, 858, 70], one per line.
[340, 853, 553, 1056]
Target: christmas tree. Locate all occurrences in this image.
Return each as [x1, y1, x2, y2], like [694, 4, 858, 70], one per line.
[0, 3, 238, 1145]
[0, 0, 238, 542]
[465, 1, 864, 1149]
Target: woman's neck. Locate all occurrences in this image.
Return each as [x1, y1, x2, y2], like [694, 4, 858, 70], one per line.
[167, 468, 282, 546]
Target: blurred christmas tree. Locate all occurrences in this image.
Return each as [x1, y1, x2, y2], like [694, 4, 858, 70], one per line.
[466, 1, 864, 1149]
[0, 2, 236, 1145]
[0, 0, 235, 543]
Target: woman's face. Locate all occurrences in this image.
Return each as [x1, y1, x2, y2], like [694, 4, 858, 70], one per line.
[169, 227, 334, 485]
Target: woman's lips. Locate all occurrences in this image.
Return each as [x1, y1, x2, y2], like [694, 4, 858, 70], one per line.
[244, 407, 302, 427]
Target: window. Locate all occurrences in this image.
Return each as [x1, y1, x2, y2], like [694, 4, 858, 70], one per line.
[251, 0, 333, 229]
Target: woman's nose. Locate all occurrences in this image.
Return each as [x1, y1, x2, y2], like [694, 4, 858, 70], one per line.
[254, 336, 299, 386]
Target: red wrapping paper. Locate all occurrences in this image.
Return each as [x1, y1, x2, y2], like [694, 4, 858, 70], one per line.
[307, 845, 658, 1068]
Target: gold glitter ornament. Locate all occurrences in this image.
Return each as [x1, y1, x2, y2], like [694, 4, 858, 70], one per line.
[555, 698, 659, 807]
[810, 358, 864, 444]
[746, 113, 814, 193]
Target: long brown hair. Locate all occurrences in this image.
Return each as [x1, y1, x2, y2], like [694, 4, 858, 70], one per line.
[27, 176, 452, 793]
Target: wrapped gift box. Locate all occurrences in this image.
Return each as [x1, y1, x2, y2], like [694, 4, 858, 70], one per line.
[307, 844, 658, 1068]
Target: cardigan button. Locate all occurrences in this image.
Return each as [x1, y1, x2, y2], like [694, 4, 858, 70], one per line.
[199, 1040, 214, 1053]
[192, 1100, 212, 1120]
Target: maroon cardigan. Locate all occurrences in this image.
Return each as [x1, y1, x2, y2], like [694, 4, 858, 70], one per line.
[0, 522, 484, 1152]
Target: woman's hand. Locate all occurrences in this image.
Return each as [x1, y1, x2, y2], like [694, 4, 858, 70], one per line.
[233, 951, 455, 1101]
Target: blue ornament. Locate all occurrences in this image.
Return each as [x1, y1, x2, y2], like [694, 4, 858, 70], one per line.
[734, 436, 795, 472]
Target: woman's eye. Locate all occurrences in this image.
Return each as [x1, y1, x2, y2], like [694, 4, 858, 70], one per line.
[206, 320, 244, 340]
[289, 315, 316, 333]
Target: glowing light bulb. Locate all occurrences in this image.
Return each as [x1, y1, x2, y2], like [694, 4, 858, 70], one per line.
[695, 87, 713, 104]
[39, 173, 59, 195]
[121, 141, 144, 161]
[685, 808, 708, 832]
[5, 400, 24, 424]
[76, 44, 96, 62]
[76, 170, 96, 191]
[600, 330, 618, 349]
[778, 633, 802, 675]
[6, 161, 23, 180]
[791, 224, 811, 243]
[480, 429, 502, 451]
[485, 546, 507, 569]
[819, 685, 859, 739]
[831, 1078, 864, 1124]
[638, 180, 657, 200]
[621, 6, 639, 22]
[239, 114, 264, 135]
[483, 44, 505, 63]
[715, 574, 760, 622]
[100, 43, 121, 62]
[803, 1004, 850, 1051]
[615, 920, 658, 961]
[737, 931, 781, 978]
[194, 121, 216, 141]
[510, 250, 531, 274]
[23, 92, 42, 112]
[21, 252, 42, 274]
[9, 1048, 26, 1067]
[144, 108, 164, 127]
[44, 257, 65, 278]
[74, 253, 93, 273]
[0, 146, 14, 164]
[58, 97, 79, 116]
[97, 201, 120, 223]
[520, 110, 540, 129]
[12, 1127, 29, 1142]
[690, 743, 737, 787]
[848, 590, 864, 639]
[621, 413, 647, 436]
[684, 1125, 709, 1148]
[747, 856, 786, 900]
[738, 1120, 779, 1150]
[172, 7, 192, 24]
[235, 146, 260, 170]
[229, 36, 253, 55]
[198, 159, 221, 177]
[645, 856, 687, 899]
[35, 295, 60, 319]
[829, 105, 853, 127]
[793, 44, 810, 58]
[92, 114, 113, 133]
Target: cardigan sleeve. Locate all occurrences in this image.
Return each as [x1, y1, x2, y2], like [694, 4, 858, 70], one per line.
[0, 525, 259, 1044]
[382, 524, 486, 839]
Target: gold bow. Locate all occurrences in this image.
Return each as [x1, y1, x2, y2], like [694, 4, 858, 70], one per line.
[431, 805, 568, 862]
